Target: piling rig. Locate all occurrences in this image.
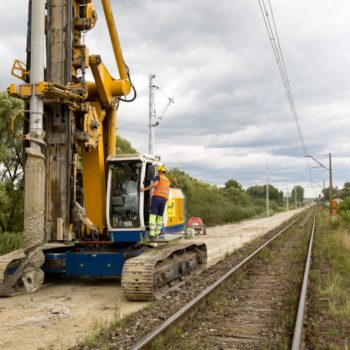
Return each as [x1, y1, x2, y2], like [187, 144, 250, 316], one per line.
[0, 0, 206, 301]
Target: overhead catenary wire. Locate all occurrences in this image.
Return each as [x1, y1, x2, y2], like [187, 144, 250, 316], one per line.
[258, 0, 306, 156]
[258, 0, 315, 191]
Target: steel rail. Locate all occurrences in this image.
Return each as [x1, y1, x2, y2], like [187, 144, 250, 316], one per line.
[299, 209, 312, 228]
[291, 210, 316, 349]
[130, 214, 305, 350]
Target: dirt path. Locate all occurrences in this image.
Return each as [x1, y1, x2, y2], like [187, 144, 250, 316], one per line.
[0, 279, 148, 350]
[0, 208, 303, 350]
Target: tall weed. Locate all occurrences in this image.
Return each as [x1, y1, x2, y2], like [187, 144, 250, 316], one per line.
[0, 232, 22, 255]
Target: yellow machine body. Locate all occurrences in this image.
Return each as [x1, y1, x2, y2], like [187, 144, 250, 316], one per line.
[8, 0, 133, 240]
[164, 188, 186, 232]
[0, 0, 208, 301]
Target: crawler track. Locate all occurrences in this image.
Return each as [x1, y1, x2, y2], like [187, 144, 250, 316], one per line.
[129, 210, 315, 349]
[122, 241, 207, 301]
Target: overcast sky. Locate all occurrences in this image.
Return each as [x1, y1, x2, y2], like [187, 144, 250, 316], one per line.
[2, 1, 350, 197]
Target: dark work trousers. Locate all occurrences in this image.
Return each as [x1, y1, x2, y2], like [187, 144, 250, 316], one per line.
[150, 195, 167, 216]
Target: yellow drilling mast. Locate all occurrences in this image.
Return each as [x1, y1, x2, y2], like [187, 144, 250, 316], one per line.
[0, 0, 206, 301]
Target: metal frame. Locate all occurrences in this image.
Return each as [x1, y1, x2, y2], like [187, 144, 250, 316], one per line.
[106, 154, 157, 233]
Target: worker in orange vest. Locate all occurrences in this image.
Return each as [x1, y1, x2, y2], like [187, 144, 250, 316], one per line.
[140, 164, 170, 239]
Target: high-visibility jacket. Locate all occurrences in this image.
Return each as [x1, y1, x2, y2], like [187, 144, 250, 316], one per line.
[153, 174, 170, 200]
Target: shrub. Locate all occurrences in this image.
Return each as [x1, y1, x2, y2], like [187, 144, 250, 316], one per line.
[337, 197, 350, 226]
[168, 169, 267, 226]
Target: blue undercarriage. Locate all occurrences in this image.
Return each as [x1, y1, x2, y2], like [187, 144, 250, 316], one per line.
[44, 250, 129, 277]
[42, 226, 185, 278]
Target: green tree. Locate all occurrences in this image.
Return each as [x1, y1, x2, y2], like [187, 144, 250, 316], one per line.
[0, 92, 24, 182]
[322, 186, 340, 201]
[291, 185, 305, 206]
[341, 182, 350, 199]
[0, 182, 8, 216]
[268, 185, 283, 202]
[0, 92, 24, 232]
[246, 184, 283, 203]
[224, 179, 242, 191]
[116, 135, 137, 154]
[0, 179, 24, 232]
[246, 185, 265, 198]
[221, 179, 252, 207]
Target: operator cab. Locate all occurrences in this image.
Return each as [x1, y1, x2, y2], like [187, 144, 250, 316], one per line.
[106, 153, 157, 242]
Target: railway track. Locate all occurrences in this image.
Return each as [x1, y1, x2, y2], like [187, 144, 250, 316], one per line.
[128, 210, 316, 349]
[292, 211, 316, 349]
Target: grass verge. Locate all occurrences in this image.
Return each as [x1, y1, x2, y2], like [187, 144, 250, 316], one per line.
[307, 209, 350, 348]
